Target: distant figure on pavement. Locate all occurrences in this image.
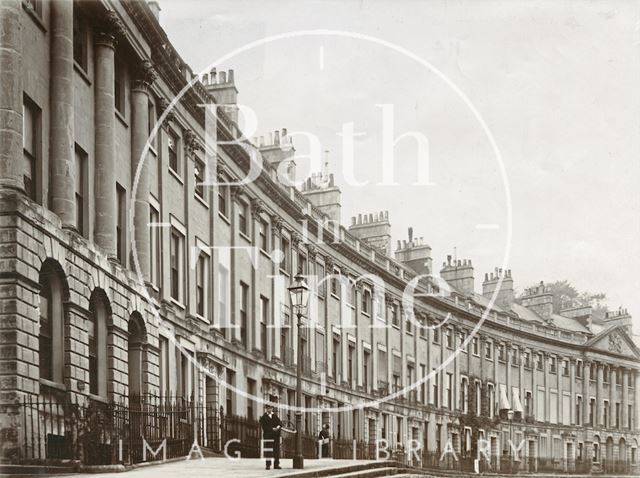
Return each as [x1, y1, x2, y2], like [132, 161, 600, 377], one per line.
[319, 423, 331, 458]
[260, 405, 282, 470]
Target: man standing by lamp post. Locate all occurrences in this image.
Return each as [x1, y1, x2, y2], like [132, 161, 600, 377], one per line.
[288, 274, 310, 469]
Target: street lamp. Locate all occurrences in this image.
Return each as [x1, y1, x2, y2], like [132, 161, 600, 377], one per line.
[288, 273, 309, 469]
[507, 409, 515, 472]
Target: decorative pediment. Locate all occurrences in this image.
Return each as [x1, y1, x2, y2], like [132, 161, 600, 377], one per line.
[586, 325, 640, 359]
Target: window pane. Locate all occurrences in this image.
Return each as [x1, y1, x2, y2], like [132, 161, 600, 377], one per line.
[38, 275, 53, 381]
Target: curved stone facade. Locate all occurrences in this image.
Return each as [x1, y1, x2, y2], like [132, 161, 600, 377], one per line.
[0, 1, 638, 473]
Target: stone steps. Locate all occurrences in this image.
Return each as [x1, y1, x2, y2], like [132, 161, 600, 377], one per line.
[328, 466, 409, 478]
[274, 461, 402, 478]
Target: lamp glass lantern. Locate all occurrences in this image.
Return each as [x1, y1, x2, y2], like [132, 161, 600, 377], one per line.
[288, 274, 310, 317]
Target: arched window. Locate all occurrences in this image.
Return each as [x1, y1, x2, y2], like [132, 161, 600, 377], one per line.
[38, 272, 53, 381]
[38, 260, 66, 384]
[88, 290, 109, 397]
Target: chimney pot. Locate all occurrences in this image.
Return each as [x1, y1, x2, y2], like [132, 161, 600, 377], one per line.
[274, 130, 280, 145]
[447, 255, 452, 265]
[219, 71, 227, 83]
[228, 69, 235, 83]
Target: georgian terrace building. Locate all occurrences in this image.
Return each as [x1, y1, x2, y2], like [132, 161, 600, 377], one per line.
[0, 0, 638, 473]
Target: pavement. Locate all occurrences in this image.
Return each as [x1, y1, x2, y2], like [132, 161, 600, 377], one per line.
[12, 458, 380, 478]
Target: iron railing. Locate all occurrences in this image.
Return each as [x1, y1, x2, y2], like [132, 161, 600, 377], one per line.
[18, 394, 220, 466]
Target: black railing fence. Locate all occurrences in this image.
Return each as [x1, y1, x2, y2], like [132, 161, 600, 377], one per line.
[19, 394, 220, 466]
[15, 395, 640, 475]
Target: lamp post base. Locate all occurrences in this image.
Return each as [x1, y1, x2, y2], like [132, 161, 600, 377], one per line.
[293, 454, 304, 469]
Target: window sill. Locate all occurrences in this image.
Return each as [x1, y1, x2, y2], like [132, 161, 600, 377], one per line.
[115, 108, 128, 128]
[169, 167, 184, 184]
[330, 293, 340, 300]
[473, 353, 480, 358]
[39, 378, 65, 392]
[22, 1, 46, 32]
[218, 212, 230, 225]
[259, 248, 271, 259]
[74, 61, 92, 86]
[170, 297, 186, 310]
[194, 193, 209, 208]
[195, 313, 210, 324]
[239, 231, 251, 243]
[88, 393, 109, 404]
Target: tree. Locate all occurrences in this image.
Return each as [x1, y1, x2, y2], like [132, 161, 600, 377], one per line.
[520, 280, 608, 321]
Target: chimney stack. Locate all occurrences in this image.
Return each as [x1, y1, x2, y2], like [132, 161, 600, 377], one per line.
[394, 227, 432, 276]
[348, 210, 392, 255]
[440, 254, 474, 295]
[519, 281, 553, 318]
[202, 68, 239, 124]
[482, 268, 514, 310]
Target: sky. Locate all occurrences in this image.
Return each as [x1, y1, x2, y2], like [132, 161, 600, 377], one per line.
[156, 0, 640, 331]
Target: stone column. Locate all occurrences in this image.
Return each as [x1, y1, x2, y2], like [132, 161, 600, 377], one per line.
[609, 367, 615, 427]
[271, 215, 283, 361]
[596, 363, 604, 426]
[622, 368, 629, 429]
[635, 370, 640, 431]
[505, 341, 512, 407]
[94, 13, 122, 256]
[131, 61, 156, 280]
[250, 198, 263, 353]
[50, 0, 75, 227]
[229, 185, 242, 343]
[0, 0, 23, 191]
[583, 360, 590, 426]
[543, 352, 549, 423]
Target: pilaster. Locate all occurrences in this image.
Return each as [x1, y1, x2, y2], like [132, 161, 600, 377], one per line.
[0, 0, 23, 192]
[50, 0, 76, 227]
[131, 60, 157, 281]
[94, 12, 124, 256]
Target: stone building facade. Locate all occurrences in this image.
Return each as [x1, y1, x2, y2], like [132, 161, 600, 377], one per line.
[0, 0, 639, 472]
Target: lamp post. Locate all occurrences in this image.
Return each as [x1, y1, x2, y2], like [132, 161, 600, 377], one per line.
[507, 409, 515, 473]
[288, 274, 309, 469]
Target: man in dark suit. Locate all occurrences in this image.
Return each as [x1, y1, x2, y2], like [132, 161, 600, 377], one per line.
[259, 404, 282, 470]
